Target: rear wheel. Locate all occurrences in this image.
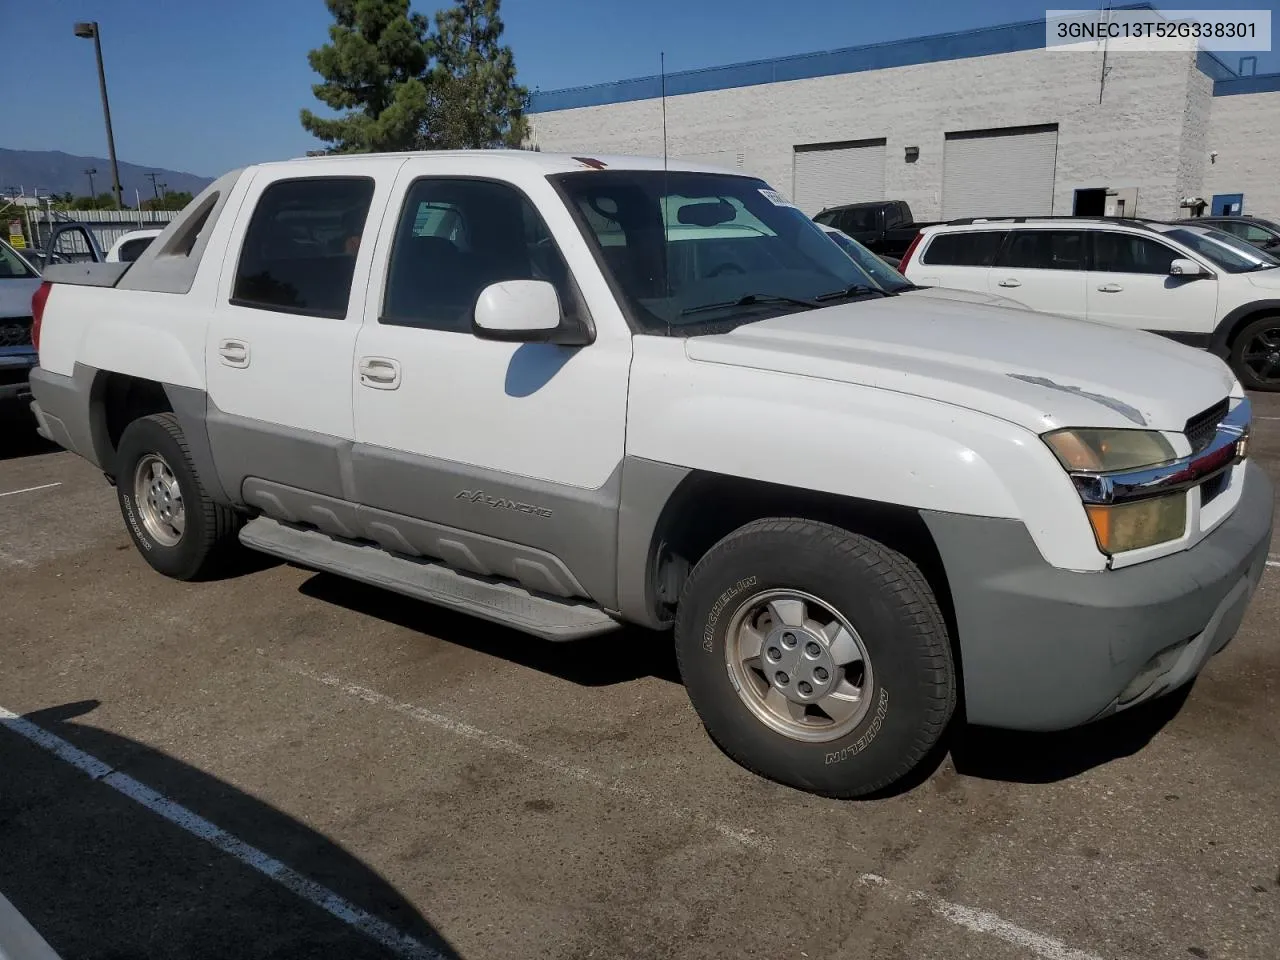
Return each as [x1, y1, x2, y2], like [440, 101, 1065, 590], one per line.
[675, 518, 956, 798]
[115, 413, 241, 580]
[1229, 315, 1280, 391]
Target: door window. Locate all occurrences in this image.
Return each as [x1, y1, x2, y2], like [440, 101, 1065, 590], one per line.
[995, 230, 1084, 271]
[920, 230, 1008, 266]
[231, 177, 375, 318]
[1217, 221, 1275, 244]
[1091, 232, 1177, 275]
[382, 178, 584, 332]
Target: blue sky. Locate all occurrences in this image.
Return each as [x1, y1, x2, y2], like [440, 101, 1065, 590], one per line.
[6, 0, 1278, 177]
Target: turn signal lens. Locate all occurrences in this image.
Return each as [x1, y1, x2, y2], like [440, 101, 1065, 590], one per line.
[1043, 428, 1176, 473]
[1085, 493, 1187, 554]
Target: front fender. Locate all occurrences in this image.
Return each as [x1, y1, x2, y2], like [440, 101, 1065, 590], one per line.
[625, 338, 1106, 572]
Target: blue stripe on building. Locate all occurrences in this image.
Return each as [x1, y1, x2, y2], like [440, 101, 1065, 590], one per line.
[527, 3, 1264, 114]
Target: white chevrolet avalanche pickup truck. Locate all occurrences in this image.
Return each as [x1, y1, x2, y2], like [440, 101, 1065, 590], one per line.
[27, 151, 1273, 797]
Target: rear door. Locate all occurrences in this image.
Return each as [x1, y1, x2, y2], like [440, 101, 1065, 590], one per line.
[204, 162, 400, 501]
[1085, 230, 1218, 336]
[987, 228, 1087, 318]
[906, 228, 1007, 293]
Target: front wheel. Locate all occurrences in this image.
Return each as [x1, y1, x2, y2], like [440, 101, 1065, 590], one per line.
[115, 413, 242, 580]
[1229, 315, 1280, 392]
[674, 518, 956, 798]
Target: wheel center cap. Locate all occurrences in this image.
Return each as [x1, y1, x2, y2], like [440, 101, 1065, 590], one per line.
[761, 627, 837, 702]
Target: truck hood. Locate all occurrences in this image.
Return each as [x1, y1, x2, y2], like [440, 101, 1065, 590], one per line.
[0, 277, 41, 319]
[684, 296, 1235, 433]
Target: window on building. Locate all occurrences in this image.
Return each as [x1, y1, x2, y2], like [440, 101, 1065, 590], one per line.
[231, 177, 375, 318]
[996, 230, 1084, 271]
[382, 177, 584, 332]
[1091, 232, 1178, 275]
[920, 230, 1008, 267]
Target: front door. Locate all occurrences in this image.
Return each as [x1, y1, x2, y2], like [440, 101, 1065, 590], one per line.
[350, 166, 633, 605]
[986, 229, 1088, 319]
[204, 164, 395, 501]
[1085, 230, 1218, 336]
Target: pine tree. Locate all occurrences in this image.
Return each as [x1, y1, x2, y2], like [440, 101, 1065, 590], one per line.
[301, 0, 434, 153]
[423, 0, 529, 149]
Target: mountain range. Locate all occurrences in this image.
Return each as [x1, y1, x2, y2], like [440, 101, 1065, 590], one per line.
[0, 148, 214, 200]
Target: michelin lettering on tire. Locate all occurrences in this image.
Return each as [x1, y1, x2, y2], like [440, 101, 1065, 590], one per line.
[824, 688, 889, 764]
[121, 493, 153, 551]
[702, 576, 758, 653]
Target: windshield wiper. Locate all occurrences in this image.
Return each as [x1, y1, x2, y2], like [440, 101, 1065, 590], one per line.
[814, 283, 892, 302]
[680, 292, 821, 316]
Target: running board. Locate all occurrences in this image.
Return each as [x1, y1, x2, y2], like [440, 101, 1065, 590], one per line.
[239, 517, 622, 642]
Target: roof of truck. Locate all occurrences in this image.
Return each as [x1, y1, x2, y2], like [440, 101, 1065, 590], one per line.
[274, 150, 748, 176]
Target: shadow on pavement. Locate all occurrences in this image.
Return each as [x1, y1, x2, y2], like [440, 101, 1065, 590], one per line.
[0, 402, 56, 462]
[949, 683, 1193, 784]
[0, 700, 460, 960]
[298, 571, 682, 687]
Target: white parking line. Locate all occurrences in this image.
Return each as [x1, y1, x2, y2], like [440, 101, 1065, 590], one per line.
[0, 705, 445, 960]
[0, 482, 61, 499]
[274, 659, 1104, 960]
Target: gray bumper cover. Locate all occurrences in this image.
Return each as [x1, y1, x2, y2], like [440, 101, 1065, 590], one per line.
[923, 460, 1273, 731]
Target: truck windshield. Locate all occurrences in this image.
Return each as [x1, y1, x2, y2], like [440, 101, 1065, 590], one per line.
[553, 170, 882, 333]
[0, 240, 38, 280]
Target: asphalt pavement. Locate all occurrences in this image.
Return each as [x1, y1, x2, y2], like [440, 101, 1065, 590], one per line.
[0, 396, 1277, 960]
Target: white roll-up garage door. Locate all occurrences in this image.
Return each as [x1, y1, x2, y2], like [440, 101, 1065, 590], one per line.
[792, 140, 887, 215]
[942, 124, 1059, 220]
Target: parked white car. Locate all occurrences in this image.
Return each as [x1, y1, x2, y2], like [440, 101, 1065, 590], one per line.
[27, 152, 1271, 797]
[900, 217, 1280, 390]
[817, 223, 1026, 308]
[105, 228, 163, 263]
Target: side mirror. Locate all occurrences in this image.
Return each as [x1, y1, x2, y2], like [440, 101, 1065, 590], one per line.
[1169, 258, 1206, 278]
[472, 279, 590, 345]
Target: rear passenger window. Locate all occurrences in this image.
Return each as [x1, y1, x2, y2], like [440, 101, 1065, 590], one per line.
[996, 230, 1084, 271]
[1091, 233, 1177, 274]
[920, 231, 1007, 266]
[231, 177, 375, 318]
[382, 178, 584, 333]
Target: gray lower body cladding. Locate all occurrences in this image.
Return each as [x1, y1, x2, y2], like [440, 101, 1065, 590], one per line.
[923, 460, 1274, 731]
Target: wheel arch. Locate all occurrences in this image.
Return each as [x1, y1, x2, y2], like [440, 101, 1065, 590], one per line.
[626, 467, 958, 653]
[88, 371, 229, 504]
[1210, 300, 1280, 356]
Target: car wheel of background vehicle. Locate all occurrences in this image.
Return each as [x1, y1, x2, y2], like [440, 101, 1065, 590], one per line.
[114, 413, 241, 580]
[674, 518, 956, 798]
[1230, 315, 1280, 392]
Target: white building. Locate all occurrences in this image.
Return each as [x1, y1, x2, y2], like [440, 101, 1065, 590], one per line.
[527, 7, 1280, 222]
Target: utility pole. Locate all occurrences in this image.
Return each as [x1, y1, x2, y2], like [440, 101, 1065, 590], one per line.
[85, 168, 98, 200]
[74, 22, 123, 209]
[145, 172, 161, 201]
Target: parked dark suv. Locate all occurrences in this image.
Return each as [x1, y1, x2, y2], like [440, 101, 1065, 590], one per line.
[1176, 215, 1280, 252]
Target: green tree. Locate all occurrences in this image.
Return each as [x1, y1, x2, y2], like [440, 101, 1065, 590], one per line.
[301, 0, 434, 153]
[424, 0, 528, 149]
[143, 190, 193, 212]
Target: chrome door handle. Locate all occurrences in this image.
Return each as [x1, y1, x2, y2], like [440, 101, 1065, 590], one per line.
[358, 356, 401, 390]
[997, 278, 1021, 288]
[1096, 283, 1124, 293]
[218, 338, 250, 368]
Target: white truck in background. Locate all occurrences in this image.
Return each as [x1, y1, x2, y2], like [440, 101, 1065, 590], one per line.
[27, 151, 1272, 797]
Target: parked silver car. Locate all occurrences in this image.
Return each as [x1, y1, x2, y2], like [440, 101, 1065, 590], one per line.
[0, 238, 42, 403]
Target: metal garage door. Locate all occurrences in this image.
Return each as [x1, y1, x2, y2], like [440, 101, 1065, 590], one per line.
[942, 124, 1059, 220]
[792, 140, 887, 214]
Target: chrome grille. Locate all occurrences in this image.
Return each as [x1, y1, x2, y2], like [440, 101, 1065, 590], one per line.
[0, 317, 32, 348]
[1184, 398, 1229, 455]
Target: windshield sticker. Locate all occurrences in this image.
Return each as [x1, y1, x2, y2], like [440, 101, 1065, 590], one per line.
[758, 188, 798, 208]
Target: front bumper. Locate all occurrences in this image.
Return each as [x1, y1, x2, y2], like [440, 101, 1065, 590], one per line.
[923, 460, 1274, 731]
[0, 348, 37, 402]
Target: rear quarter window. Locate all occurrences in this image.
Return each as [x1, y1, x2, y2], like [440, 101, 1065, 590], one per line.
[920, 231, 1007, 266]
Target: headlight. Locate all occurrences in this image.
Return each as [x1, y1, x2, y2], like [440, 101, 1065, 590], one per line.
[1084, 493, 1187, 554]
[1042, 428, 1176, 473]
